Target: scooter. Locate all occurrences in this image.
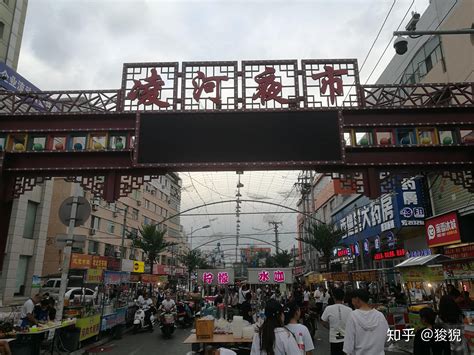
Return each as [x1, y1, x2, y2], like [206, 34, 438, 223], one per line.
[133, 305, 156, 333]
[160, 310, 176, 338]
[176, 301, 194, 328]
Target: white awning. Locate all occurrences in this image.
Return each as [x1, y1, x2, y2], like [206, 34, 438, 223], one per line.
[395, 254, 450, 268]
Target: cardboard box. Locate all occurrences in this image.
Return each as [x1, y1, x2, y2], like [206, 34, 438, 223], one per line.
[196, 318, 214, 340]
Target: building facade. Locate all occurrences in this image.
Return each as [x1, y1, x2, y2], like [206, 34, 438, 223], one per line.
[42, 174, 187, 278]
[0, 0, 28, 70]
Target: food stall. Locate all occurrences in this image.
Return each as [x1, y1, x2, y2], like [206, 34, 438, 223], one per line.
[395, 254, 449, 331]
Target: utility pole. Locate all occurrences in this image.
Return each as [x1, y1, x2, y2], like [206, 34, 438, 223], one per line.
[295, 171, 314, 271]
[269, 221, 282, 253]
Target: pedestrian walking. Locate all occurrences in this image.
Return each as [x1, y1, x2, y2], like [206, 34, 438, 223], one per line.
[413, 307, 450, 355]
[321, 288, 352, 355]
[343, 289, 389, 355]
[284, 301, 315, 354]
[250, 300, 300, 355]
[437, 295, 469, 355]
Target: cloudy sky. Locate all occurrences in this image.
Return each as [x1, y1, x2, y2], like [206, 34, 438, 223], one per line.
[17, 0, 428, 259]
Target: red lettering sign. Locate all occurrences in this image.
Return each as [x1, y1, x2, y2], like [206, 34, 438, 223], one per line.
[252, 67, 289, 104]
[311, 65, 348, 105]
[192, 71, 229, 105]
[445, 244, 474, 259]
[425, 212, 461, 247]
[337, 248, 349, 257]
[126, 68, 170, 108]
[373, 248, 406, 261]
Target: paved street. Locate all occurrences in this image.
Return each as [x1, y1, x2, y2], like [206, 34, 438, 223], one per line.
[87, 322, 409, 355]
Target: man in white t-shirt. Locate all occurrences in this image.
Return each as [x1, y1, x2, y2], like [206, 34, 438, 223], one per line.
[313, 286, 323, 319]
[321, 288, 352, 355]
[19, 293, 41, 327]
[343, 289, 389, 355]
[161, 293, 176, 312]
[238, 284, 250, 307]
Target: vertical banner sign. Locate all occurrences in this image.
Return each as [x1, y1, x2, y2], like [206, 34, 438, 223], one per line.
[425, 212, 461, 247]
[197, 269, 235, 286]
[76, 314, 101, 341]
[85, 269, 103, 284]
[247, 268, 293, 285]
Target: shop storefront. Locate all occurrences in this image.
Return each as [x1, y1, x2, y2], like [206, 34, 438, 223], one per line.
[333, 177, 428, 278]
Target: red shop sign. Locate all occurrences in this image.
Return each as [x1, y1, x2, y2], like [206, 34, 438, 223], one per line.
[425, 212, 461, 248]
[337, 248, 349, 257]
[374, 248, 406, 261]
[445, 244, 474, 259]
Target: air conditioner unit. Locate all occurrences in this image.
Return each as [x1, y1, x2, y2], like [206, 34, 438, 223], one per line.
[136, 200, 142, 206]
[89, 228, 96, 235]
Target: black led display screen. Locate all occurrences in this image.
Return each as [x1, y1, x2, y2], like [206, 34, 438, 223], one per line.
[137, 110, 342, 165]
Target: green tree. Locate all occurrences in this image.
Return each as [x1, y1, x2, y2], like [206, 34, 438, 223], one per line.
[265, 250, 292, 268]
[179, 250, 210, 290]
[132, 224, 176, 274]
[297, 222, 345, 271]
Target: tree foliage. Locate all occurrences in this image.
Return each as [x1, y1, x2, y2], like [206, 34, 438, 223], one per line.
[265, 250, 292, 268]
[132, 224, 176, 273]
[297, 222, 345, 271]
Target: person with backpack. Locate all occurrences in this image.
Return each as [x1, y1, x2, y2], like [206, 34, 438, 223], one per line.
[284, 301, 315, 354]
[321, 288, 352, 355]
[250, 300, 300, 355]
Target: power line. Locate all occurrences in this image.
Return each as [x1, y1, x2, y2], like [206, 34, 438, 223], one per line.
[359, 0, 398, 73]
[364, 0, 415, 84]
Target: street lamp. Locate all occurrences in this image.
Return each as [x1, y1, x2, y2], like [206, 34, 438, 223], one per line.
[189, 224, 210, 250]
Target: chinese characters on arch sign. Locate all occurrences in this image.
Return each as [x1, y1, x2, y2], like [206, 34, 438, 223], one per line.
[122, 59, 359, 111]
[247, 268, 293, 285]
[197, 269, 235, 286]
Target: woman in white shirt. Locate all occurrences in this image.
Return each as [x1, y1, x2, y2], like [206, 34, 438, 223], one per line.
[251, 300, 300, 355]
[321, 288, 330, 312]
[284, 302, 315, 355]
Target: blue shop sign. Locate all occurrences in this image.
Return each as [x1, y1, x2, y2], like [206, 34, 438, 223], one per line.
[0, 62, 40, 92]
[334, 178, 425, 245]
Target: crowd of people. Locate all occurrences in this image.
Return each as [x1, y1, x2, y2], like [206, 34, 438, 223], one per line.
[241, 282, 471, 355]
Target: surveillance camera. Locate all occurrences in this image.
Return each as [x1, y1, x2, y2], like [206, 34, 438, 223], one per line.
[394, 36, 408, 55]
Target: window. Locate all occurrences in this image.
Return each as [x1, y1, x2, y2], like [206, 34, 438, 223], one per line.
[107, 222, 115, 234]
[144, 216, 151, 225]
[90, 215, 100, 230]
[0, 22, 4, 40]
[129, 227, 138, 238]
[24, 201, 38, 239]
[163, 209, 168, 218]
[88, 240, 99, 254]
[132, 189, 141, 200]
[14, 256, 30, 296]
[104, 244, 115, 257]
[144, 199, 150, 210]
[400, 36, 443, 85]
[132, 208, 139, 220]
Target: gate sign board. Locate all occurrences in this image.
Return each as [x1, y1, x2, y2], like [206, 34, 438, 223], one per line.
[137, 110, 342, 168]
[425, 212, 461, 247]
[248, 268, 293, 285]
[197, 269, 235, 286]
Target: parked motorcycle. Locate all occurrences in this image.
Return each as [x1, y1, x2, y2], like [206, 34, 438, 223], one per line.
[160, 311, 176, 338]
[176, 301, 194, 328]
[133, 305, 156, 333]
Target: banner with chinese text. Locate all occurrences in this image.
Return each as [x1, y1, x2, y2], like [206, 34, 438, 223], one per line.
[400, 266, 444, 282]
[85, 268, 103, 284]
[248, 268, 293, 284]
[70, 253, 92, 269]
[425, 212, 461, 248]
[76, 314, 101, 341]
[197, 269, 235, 286]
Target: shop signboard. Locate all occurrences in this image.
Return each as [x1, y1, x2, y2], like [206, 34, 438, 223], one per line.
[133, 261, 145, 273]
[91, 256, 108, 269]
[105, 257, 121, 271]
[374, 248, 406, 261]
[76, 314, 101, 341]
[445, 245, 474, 259]
[351, 270, 378, 282]
[248, 268, 293, 285]
[293, 266, 304, 276]
[330, 272, 351, 281]
[140, 274, 161, 283]
[85, 268, 103, 284]
[70, 253, 92, 269]
[153, 264, 185, 275]
[101, 307, 127, 331]
[425, 212, 461, 248]
[400, 266, 444, 282]
[443, 260, 474, 280]
[104, 271, 130, 284]
[121, 259, 134, 272]
[335, 178, 425, 245]
[197, 269, 235, 285]
[129, 274, 140, 283]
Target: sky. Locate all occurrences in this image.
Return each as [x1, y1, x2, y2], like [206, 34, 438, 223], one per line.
[17, 0, 429, 260]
